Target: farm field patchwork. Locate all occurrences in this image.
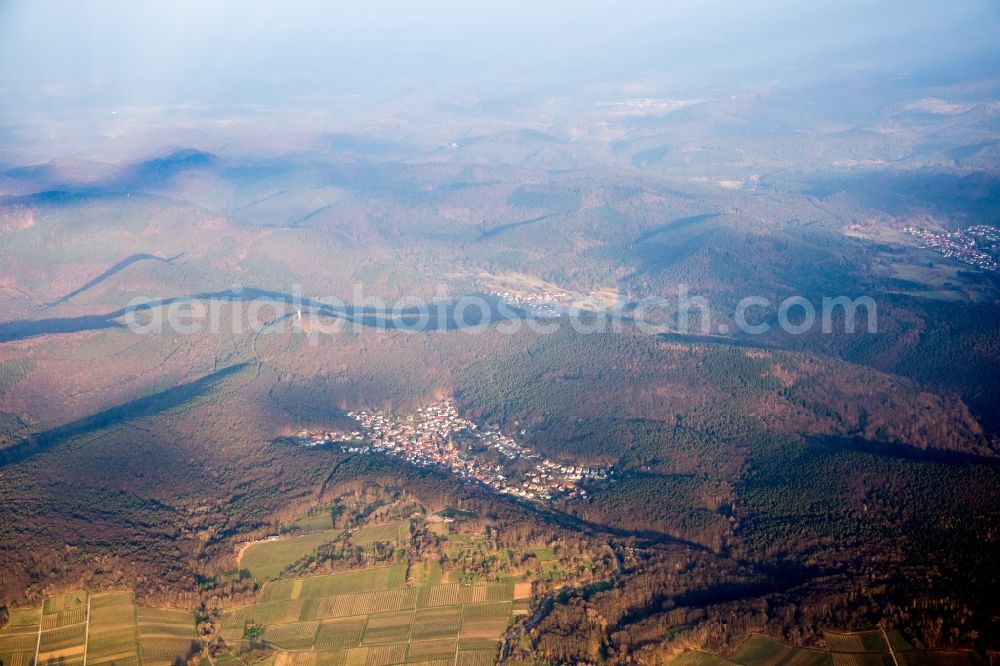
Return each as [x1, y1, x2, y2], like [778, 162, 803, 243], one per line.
[0, 603, 42, 666]
[733, 635, 832, 666]
[86, 591, 141, 666]
[5, 526, 543, 666]
[136, 605, 199, 666]
[823, 631, 889, 654]
[0, 617, 39, 666]
[37, 594, 88, 666]
[260, 565, 407, 603]
[218, 565, 509, 666]
[1, 591, 198, 666]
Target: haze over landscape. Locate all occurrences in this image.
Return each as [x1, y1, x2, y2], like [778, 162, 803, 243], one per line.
[1, 3, 999, 666]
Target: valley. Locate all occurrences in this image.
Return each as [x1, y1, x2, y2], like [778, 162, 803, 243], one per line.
[292, 400, 609, 501]
[1, 6, 999, 663]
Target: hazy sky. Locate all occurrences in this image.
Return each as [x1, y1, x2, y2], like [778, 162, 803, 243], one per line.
[1, 0, 998, 106]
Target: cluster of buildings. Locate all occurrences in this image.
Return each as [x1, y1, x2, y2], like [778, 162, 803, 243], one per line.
[966, 224, 1000, 243]
[905, 224, 999, 271]
[609, 98, 701, 113]
[490, 290, 562, 318]
[296, 400, 609, 502]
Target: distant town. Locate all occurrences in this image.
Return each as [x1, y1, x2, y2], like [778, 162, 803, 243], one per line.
[905, 224, 1000, 271]
[489, 290, 563, 318]
[292, 400, 610, 501]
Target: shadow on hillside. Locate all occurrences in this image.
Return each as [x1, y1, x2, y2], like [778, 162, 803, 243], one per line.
[0, 289, 531, 343]
[0, 315, 125, 342]
[44, 252, 184, 310]
[0, 363, 249, 467]
[809, 435, 1000, 466]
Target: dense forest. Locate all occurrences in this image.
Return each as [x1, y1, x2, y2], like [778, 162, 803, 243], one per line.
[2, 51, 999, 665]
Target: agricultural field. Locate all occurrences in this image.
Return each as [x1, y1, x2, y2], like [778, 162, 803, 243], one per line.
[4, 523, 547, 666]
[86, 591, 140, 666]
[241, 530, 345, 581]
[824, 631, 889, 654]
[37, 590, 88, 666]
[218, 564, 509, 666]
[0, 591, 198, 666]
[673, 632, 986, 666]
[830, 654, 894, 666]
[347, 521, 408, 547]
[260, 565, 407, 603]
[239, 497, 419, 584]
[292, 512, 336, 533]
[136, 606, 199, 666]
[0, 607, 40, 666]
[670, 651, 743, 666]
[43, 591, 88, 616]
[733, 635, 832, 666]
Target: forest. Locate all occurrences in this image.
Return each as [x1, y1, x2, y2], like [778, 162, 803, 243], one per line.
[1, 41, 999, 666]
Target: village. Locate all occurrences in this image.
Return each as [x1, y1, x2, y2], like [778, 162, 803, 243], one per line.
[905, 224, 1000, 271]
[294, 400, 609, 501]
[489, 289, 563, 318]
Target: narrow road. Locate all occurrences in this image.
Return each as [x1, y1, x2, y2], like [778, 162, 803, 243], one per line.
[82, 594, 92, 666]
[880, 625, 900, 666]
[32, 611, 42, 666]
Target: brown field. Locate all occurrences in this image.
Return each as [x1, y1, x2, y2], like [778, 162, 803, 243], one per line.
[455, 650, 498, 666]
[38, 622, 87, 656]
[89, 655, 141, 666]
[405, 639, 456, 662]
[0, 651, 35, 666]
[0, 632, 38, 652]
[364, 642, 407, 666]
[39, 644, 87, 661]
[344, 647, 369, 666]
